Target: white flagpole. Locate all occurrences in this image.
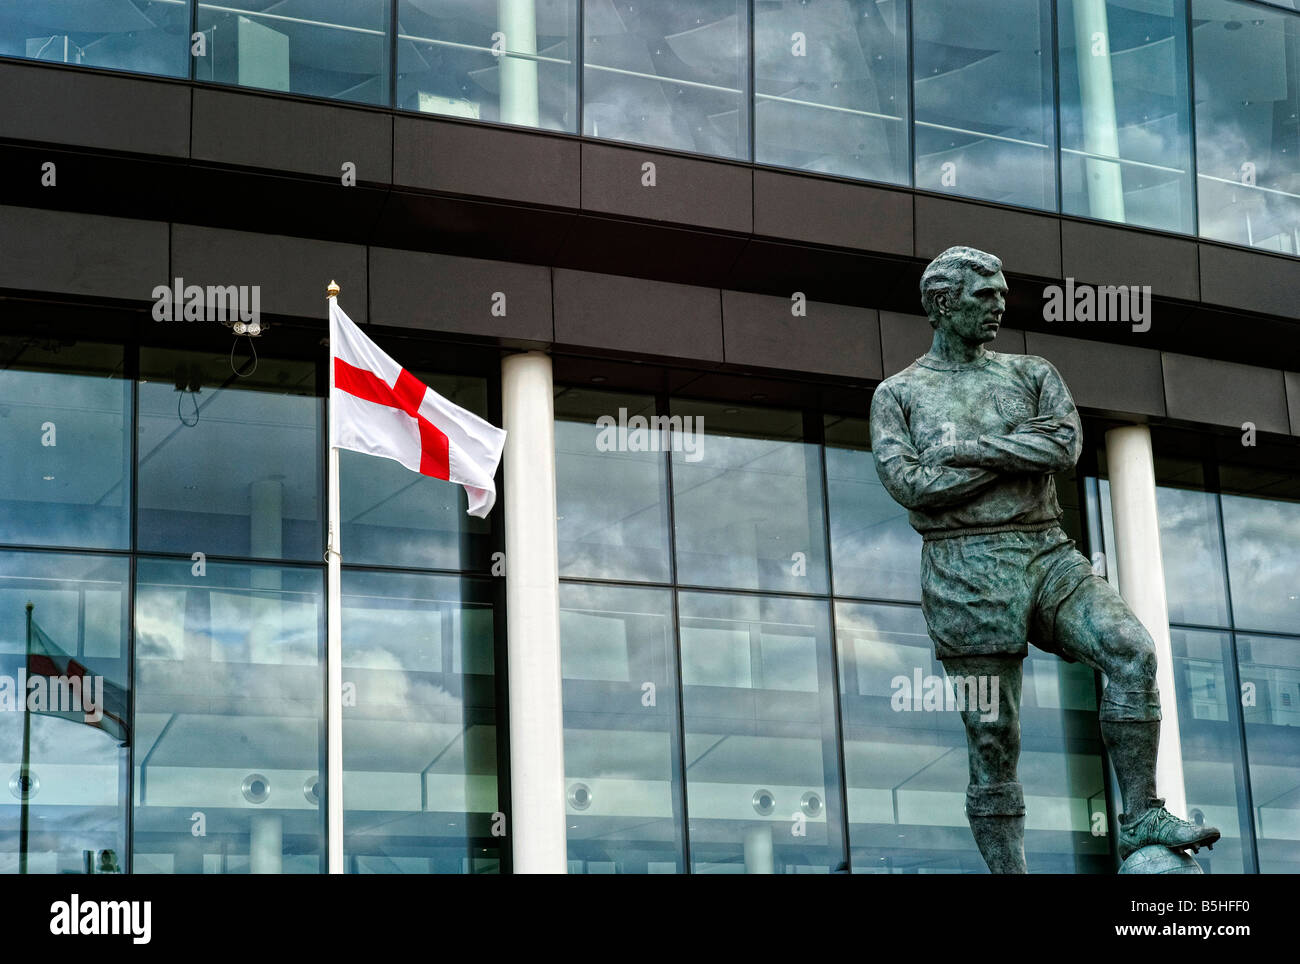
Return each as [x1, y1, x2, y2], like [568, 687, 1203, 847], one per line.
[325, 280, 344, 874]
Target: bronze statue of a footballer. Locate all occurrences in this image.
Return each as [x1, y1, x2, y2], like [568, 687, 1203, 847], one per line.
[870, 246, 1220, 872]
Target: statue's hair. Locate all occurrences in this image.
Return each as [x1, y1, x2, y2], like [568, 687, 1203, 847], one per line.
[919, 246, 1003, 328]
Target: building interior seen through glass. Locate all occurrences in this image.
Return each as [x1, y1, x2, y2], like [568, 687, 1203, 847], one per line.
[0, 330, 505, 874]
[0, 326, 1296, 873]
[1092, 429, 1300, 875]
[554, 389, 1111, 873]
[1, 1, 1297, 255]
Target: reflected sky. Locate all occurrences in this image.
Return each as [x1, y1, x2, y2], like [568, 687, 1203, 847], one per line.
[754, 0, 908, 183]
[912, 0, 1056, 208]
[1193, 0, 1300, 252]
[583, 0, 748, 157]
[1058, 0, 1194, 233]
[397, 0, 576, 127]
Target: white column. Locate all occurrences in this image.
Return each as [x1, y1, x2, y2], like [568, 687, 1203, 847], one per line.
[501, 351, 567, 873]
[743, 826, 774, 874]
[1104, 425, 1186, 817]
[1073, 0, 1126, 223]
[498, 0, 539, 128]
[249, 813, 283, 874]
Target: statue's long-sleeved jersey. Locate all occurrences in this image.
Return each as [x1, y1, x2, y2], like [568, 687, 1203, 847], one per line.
[869, 350, 1082, 537]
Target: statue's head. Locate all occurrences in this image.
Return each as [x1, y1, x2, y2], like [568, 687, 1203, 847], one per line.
[919, 246, 1007, 346]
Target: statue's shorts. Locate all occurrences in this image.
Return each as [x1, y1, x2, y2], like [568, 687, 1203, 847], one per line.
[920, 523, 1097, 661]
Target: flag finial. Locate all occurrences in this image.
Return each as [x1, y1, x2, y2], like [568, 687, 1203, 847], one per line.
[327, 280, 340, 298]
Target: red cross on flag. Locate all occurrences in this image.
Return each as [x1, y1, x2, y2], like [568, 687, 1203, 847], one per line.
[329, 300, 506, 517]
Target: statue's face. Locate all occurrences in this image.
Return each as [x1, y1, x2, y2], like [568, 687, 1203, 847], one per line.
[936, 269, 1008, 345]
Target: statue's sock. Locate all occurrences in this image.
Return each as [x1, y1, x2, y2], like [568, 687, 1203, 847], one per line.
[966, 782, 1027, 873]
[1100, 719, 1161, 818]
[967, 816, 1027, 873]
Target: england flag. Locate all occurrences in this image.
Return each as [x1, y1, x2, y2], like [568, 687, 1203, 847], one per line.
[329, 300, 506, 517]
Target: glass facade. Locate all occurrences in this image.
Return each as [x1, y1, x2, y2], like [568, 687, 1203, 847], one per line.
[194, 0, 391, 104]
[556, 391, 1112, 873]
[913, 0, 1057, 209]
[1192, 0, 1300, 252]
[1093, 430, 1300, 874]
[4, 0, 1298, 256]
[0, 328, 503, 874]
[1058, 0, 1194, 233]
[397, 0, 576, 128]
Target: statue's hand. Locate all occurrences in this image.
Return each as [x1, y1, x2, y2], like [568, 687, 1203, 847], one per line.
[920, 443, 958, 466]
[923, 441, 982, 467]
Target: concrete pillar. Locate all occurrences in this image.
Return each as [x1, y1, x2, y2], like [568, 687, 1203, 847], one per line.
[501, 351, 566, 873]
[1104, 425, 1187, 817]
[743, 825, 775, 874]
[1073, 0, 1126, 222]
[498, 0, 539, 127]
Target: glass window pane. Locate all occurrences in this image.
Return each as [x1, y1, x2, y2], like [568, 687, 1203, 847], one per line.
[825, 415, 921, 602]
[1169, 627, 1252, 872]
[0, 337, 130, 550]
[555, 388, 672, 583]
[560, 582, 682, 872]
[397, 0, 577, 130]
[678, 591, 844, 872]
[1222, 493, 1300, 634]
[1157, 485, 1231, 627]
[0, 0, 189, 77]
[1237, 633, 1300, 873]
[583, 0, 749, 159]
[1193, 0, 1300, 253]
[0, 551, 128, 874]
[913, 0, 1057, 210]
[836, 600, 1109, 872]
[754, 0, 909, 184]
[1058, 0, 1194, 233]
[342, 569, 500, 873]
[138, 348, 321, 562]
[195, 0, 391, 105]
[133, 558, 324, 873]
[341, 371, 494, 571]
[671, 401, 828, 594]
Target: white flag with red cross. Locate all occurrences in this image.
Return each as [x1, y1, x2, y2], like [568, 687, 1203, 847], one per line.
[329, 300, 506, 517]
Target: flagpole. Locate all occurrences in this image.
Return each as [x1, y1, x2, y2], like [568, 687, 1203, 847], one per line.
[325, 281, 344, 874]
[20, 602, 32, 874]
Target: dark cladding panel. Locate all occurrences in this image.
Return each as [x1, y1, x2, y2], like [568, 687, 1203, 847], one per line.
[369, 247, 552, 343]
[394, 116, 580, 208]
[880, 311, 935, 377]
[1162, 353, 1290, 435]
[553, 269, 723, 362]
[191, 89, 392, 182]
[0, 205, 167, 300]
[1198, 245, 1300, 320]
[753, 170, 912, 254]
[1288, 371, 1300, 436]
[915, 196, 1062, 279]
[1025, 331, 1166, 417]
[581, 143, 752, 234]
[879, 311, 1023, 379]
[171, 224, 368, 321]
[0, 62, 189, 157]
[1061, 221, 1199, 302]
[722, 291, 881, 380]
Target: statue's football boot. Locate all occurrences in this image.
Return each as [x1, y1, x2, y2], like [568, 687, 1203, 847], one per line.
[1118, 799, 1221, 860]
